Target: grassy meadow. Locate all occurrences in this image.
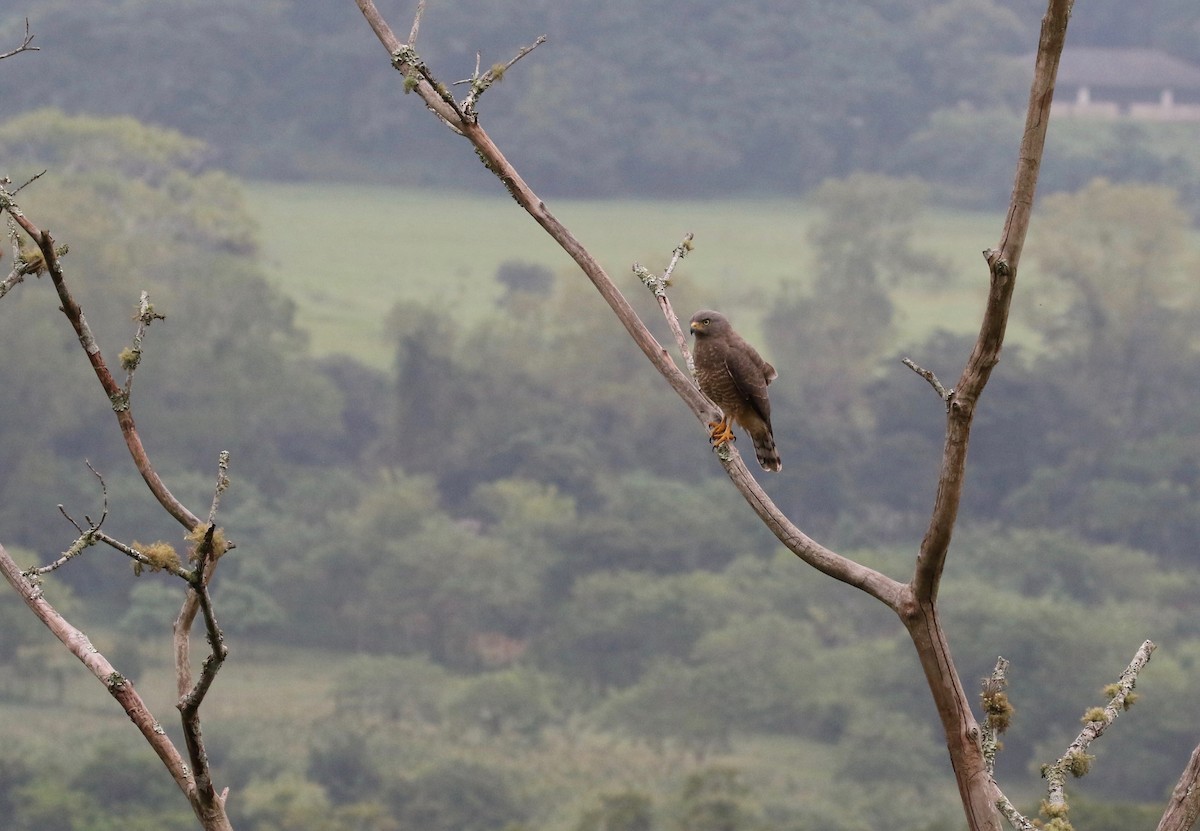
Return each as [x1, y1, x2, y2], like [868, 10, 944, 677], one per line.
[245, 182, 1017, 369]
[5, 635, 914, 831]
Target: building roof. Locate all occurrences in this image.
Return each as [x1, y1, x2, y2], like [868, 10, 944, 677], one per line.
[1053, 48, 1200, 90]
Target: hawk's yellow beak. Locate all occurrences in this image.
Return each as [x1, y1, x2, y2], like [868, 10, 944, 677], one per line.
[690, 321, 702, 333]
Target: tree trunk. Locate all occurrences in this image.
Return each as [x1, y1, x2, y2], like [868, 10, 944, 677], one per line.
[901, 598, 1004, 831]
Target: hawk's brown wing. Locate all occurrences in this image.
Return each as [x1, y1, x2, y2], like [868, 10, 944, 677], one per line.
[723, 350, 773, 428]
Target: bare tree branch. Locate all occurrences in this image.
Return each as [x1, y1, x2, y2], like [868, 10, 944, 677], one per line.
[634, 233, 695, 374]
[903, 357, 953, 407]
[407, 0, 425, 45]
[979, 657, 1012, 777]
[456, 35, 547, 118]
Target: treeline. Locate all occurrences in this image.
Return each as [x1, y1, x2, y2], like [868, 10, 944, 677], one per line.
[4, 113, 1200, 829]
[3, 1, 1200, 208]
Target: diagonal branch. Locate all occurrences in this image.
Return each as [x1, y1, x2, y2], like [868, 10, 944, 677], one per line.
[634, 233, 694, 371]
[354, 0, 907, 610]
[0, 542, 201, 805]
[0, 191, 201, 532]
[996, 641, 1155, 830]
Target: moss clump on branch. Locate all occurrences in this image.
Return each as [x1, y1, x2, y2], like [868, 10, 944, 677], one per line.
[982, 688, 1014, 733]
[185, 524, 228, 563]
[131, 540, 182, 575]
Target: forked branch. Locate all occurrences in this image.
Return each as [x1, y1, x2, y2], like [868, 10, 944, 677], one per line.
[347, 5, 1189, 831]
[0, 541, 232, 829]
[994, 642, 1156, 830]
[0, 18, 38, 61]
[634, 232, 694, 374]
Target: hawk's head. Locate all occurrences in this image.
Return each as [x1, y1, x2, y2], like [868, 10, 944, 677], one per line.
[689, 309, 730, 338]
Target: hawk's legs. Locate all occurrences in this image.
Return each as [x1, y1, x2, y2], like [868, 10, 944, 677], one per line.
[707, 414, 736, 448]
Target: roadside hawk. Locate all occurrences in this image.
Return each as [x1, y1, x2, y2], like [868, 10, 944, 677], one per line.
[689, 309, 782, 472]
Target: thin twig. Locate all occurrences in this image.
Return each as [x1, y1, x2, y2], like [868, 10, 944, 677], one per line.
[1, 217, 24, 298]
[980, 656, 1010, 775]
[635, 232, 696, 376]
[0, 18, 38, 61]
[122, 291, 166, 398]
[207, 451, 231, 526]
[903, 357, 954, 409]
[12, 169, 47, 195]
[996, 795, 1037, 831]
[407, 0, 425, 45]
[460, 35, 547, 118]
[27, 525, 96, 575]
[94, 531, 194, 580]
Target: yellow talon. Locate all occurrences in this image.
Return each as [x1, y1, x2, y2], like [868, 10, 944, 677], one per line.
[707, 416, 736, 447]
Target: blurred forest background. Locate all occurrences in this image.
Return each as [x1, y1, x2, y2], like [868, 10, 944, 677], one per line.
[2, 1, 1200, 830]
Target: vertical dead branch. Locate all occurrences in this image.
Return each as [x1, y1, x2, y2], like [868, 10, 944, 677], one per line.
[895, 5, 1073, 828]
[913, 0, 1072, 602]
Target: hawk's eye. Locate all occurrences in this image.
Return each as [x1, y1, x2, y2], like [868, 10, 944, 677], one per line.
[702, 318, 710, 325]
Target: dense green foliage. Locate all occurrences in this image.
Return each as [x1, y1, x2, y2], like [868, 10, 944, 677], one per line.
[4, 105, 1200, 831]
[3, 1, 1200, 208]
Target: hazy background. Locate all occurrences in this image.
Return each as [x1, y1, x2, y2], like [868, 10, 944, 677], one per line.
[1, 2, 1200, 830]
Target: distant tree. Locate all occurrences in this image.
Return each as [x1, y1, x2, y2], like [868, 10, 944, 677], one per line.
[992, 180, 1200, 560]
[307, 724, 384, 806]
[496, 259, 554, 299]
[1029, 179, 1200, 430]
[576, 791, 657, 831]
[764, 173, 951, 438]
[387, 762, 527, 831]
[445, 666, 564, 741]
[673, 767, 763, 831]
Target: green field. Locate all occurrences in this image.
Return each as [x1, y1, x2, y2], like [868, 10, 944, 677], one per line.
[4, 635, 946, 831]
[245, 182, 1016, 369]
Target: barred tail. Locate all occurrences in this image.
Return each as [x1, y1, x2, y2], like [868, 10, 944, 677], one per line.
[753, 429, 782, 472]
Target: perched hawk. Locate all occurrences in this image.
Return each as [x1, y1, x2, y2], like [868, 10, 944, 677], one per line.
[689, 310, 782, 472]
